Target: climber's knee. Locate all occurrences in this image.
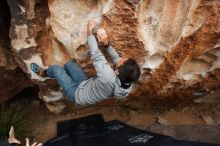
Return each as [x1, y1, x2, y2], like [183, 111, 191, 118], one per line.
[47, 65, 65, 77]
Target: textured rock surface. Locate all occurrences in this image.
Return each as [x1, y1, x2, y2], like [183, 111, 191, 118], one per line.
[49, 0, 114, 57]
[139, 124, 220, 144]
[1, 0, 220, 111]
[137, 0, 220, 98]
[0, 0, 32, 103]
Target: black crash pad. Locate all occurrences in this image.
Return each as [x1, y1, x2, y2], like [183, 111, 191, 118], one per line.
[44, 114, 220, 146]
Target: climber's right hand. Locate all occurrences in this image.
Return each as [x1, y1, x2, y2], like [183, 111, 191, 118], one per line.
[87, 19, 95, 35]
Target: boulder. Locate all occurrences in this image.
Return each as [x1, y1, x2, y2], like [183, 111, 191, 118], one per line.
[1, 0, 219, 112]
[0, 0, 32, 103]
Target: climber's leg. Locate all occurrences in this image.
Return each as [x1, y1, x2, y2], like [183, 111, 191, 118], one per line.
[45, 65, 77, 102]
[64, 60, 88, 85]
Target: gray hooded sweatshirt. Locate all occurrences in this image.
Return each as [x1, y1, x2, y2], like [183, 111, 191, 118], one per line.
[74, 35, 132, 105]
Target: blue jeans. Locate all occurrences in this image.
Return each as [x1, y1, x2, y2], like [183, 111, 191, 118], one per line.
[46, 60, 88, 102]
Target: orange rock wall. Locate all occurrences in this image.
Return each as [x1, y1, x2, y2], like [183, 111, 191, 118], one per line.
[2, 0, 220, 111]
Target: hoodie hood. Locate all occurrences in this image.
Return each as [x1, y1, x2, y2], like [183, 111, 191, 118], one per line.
[113, 77, 132, 99]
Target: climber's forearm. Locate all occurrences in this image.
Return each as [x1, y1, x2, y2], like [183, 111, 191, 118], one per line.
[88, 35, 106, 62]
[96, 28, 120, 64]
[106, 45, 120, 64]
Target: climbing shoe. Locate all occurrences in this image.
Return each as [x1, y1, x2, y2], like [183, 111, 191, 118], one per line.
[31, 63, 47, 77]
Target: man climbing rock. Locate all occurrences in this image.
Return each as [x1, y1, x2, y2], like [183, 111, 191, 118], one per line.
[31, 20, 140, 106]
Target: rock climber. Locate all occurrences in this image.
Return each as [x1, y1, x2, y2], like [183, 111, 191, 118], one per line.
[30, 20, 141, 106]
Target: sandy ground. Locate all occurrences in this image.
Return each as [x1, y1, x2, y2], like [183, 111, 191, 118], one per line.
[11, 87, 220, 144]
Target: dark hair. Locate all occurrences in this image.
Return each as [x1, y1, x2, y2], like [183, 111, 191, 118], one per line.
[117, 58, 141, 89]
